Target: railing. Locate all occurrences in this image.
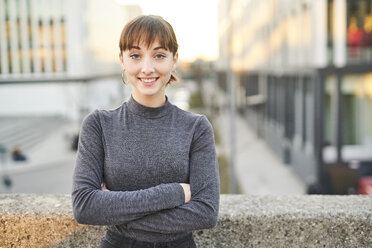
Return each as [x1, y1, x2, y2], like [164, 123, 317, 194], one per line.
[1, 194, 371, 247]
[0, 73, 119, 85]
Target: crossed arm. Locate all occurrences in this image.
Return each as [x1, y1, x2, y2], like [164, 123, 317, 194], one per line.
[101, 182, 190, 203]
[72, 111, 219, 232]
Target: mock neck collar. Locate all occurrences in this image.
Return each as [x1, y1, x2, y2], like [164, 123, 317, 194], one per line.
[126, 95, 172, 119]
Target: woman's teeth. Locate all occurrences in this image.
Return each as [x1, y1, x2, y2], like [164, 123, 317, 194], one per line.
[142, 78, 156, 83]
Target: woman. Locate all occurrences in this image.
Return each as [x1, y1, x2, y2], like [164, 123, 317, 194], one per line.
[72, 15, 220, 248]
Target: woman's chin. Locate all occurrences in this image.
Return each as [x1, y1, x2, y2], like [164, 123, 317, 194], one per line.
[137, 89, 158, 97]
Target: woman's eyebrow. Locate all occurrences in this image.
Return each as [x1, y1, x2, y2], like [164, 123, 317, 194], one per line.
[129, 46, 141, 50]
[154, 46, 167, 51]
[128, 46, 167, 51]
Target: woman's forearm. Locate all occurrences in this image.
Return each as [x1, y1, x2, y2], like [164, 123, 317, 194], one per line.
[72, 180, 185, 225]
[126, 180, 219, 233]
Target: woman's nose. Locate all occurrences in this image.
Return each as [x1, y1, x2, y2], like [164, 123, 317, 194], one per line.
[141, 57, 155, 74]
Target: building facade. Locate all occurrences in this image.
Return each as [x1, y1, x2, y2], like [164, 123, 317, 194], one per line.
[218, 0, 372, 194]
[0, 0, 141, 78]
[0, 0, 68, 76]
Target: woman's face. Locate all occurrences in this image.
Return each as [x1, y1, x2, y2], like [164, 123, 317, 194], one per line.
[120, 39, 178, 106]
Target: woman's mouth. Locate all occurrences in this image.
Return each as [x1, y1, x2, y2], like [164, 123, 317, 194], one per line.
[140, 77, 158, 86]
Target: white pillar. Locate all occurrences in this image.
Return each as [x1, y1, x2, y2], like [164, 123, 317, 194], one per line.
[297, 3, 303, 68]
[31, 0, 42, 74]
[312, 0, 327, 68]
[8, 0, 21, 74]
[19, 0, 31, 74]
[0, 0, 9, 75]
[333, 0, 346, 67]
[41, 0, 53, 73]
[66, 0, 86, 76]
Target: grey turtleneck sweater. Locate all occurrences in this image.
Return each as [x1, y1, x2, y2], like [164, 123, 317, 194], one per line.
[72, 96, 220, 242]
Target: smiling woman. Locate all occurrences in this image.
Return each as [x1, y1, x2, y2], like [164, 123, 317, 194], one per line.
[72, 15, 220, 248]
[118, 16, 178, 107]
[120, 40, 177, 107]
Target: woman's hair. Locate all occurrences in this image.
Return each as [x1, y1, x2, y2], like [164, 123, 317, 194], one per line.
[119, 15, 178, 84]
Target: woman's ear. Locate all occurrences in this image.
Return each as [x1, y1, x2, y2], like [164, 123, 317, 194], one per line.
[172, 52, 178, 71]
[119, 53, 125, 70]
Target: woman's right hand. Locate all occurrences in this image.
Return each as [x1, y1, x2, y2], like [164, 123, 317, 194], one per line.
[180, 183, 191, 203]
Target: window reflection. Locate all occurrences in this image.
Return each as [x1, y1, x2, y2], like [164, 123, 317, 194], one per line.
[347, 0, 372, 63]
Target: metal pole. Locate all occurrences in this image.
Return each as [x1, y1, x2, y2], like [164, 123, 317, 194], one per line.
[336, 72, 343, 163]
[227, 4, 238, 194]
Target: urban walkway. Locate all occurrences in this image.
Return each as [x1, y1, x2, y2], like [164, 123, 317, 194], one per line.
[0, 119, 77, 193]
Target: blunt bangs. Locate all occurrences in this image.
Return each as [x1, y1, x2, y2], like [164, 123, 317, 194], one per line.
[119, 15, 178, 55]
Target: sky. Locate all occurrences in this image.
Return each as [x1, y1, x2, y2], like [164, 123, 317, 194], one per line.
[114, 0, 219, 62]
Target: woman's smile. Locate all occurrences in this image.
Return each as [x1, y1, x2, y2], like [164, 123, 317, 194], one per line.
[139, 77, 159, 86]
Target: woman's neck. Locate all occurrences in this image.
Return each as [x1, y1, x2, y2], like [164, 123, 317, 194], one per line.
[132, 93, 166, 108]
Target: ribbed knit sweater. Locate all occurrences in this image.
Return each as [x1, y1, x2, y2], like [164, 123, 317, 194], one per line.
[72, 96, 220, 242]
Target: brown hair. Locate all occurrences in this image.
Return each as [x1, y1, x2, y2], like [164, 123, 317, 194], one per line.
[119, 15, 178, 84]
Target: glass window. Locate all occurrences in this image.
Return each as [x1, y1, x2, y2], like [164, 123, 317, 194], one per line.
[324, 73, 372, 163]
[342, 73, 372, 146]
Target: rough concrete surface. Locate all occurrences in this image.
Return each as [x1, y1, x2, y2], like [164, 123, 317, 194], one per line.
[0, 194, 83, 248]
[1, 194, 372, 247]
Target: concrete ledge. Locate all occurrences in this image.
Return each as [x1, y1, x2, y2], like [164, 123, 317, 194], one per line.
[1, 194, 372, 247]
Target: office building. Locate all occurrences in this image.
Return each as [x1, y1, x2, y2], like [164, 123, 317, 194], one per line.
[218, 0, 372, 194]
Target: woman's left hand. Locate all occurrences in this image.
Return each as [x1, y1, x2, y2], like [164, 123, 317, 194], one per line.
[101, 182, 109, 191]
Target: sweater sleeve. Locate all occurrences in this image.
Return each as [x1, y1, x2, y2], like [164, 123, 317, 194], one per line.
[71, 110, 185, 225]
[126, 116, 220, 233]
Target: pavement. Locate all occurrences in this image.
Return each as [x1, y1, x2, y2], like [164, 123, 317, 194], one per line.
[202, 79, 306, 195]
[0, 121, 78, 193]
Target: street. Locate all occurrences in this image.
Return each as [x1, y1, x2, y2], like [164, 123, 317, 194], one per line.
[0, 157, 75, 194]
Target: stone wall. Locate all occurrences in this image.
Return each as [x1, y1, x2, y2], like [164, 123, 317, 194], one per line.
[1, 194, 371, 247]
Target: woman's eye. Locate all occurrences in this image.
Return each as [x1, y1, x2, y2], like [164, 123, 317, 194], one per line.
[130, 54, 140, 59]
[155, 54, 165, 59]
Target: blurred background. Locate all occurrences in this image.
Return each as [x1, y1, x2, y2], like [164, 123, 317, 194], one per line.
[0, 0, 371, 195]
